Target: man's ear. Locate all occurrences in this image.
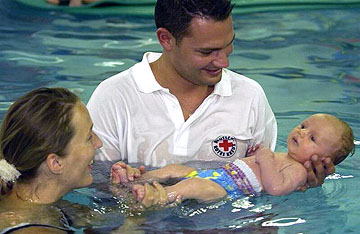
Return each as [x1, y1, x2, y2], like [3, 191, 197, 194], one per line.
[46, 153, 64, 175]
[156, 27, 175, 51]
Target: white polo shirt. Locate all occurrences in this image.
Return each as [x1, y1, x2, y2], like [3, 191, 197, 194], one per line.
[87, 52, 277, 167]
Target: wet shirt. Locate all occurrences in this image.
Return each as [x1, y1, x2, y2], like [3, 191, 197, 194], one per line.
[87, 52, 277, 167]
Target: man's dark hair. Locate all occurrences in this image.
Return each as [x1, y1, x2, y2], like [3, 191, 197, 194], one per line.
[155, 0, 234, 43]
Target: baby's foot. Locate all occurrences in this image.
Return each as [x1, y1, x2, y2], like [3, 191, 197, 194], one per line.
[132, 184, 145, 202]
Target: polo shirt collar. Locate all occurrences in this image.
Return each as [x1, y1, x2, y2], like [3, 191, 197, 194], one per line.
[133, 52, 165, 93]
[212, 69, 232, 97]
[134, 52, 232, 97]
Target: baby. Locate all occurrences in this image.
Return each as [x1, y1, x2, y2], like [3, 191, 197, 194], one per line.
[112, 114, 355, 207]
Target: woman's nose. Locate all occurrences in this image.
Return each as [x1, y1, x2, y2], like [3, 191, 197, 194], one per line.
[93, 133, 103, 149]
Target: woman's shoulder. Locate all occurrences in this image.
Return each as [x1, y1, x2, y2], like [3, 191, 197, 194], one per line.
[0, 201, 67, 232]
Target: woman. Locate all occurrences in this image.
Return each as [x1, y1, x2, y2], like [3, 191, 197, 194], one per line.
[0, 87, 102, 233]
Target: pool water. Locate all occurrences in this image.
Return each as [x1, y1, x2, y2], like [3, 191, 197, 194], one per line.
[0, 0, 359, 233]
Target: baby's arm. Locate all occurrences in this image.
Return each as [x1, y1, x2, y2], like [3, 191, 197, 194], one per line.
[165, 177, 227, 202]
[255, 149, 307, 196]
[111, 162, 196, 184]
[141, 164, 196, 181]
[133, 178, 227, 207]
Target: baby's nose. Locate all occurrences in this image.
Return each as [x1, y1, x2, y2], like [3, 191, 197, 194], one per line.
[299, 129, 308, 137]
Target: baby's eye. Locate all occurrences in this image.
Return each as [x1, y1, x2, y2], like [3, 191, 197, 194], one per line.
[310, 135, 316, 142]
[300, 124, 305, 129]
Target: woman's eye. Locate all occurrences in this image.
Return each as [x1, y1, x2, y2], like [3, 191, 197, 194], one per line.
[300, 124, 305, 129]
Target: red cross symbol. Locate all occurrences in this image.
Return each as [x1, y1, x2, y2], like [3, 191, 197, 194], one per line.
[219, 140, 233, 151]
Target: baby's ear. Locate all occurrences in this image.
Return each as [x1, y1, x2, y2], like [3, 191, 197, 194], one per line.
[333, 155, 346, 165]
[46, 153, 64, 174]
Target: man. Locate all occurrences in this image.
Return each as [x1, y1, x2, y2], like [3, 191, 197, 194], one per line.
[87, 0, 333, 188]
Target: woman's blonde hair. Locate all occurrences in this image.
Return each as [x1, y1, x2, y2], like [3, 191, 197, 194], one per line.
[0, 87, 79, 182]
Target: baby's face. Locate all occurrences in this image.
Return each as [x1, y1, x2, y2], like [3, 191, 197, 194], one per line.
[287, 114, 342, 163]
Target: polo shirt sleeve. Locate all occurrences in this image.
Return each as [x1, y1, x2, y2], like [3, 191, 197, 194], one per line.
[87, 81, 125, 162]
[251, 86, 277, 151]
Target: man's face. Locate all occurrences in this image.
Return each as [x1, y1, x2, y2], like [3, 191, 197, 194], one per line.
[169, 16, 235, 87]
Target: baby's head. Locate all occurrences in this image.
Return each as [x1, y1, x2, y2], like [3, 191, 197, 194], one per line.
[287, 113, 354, 165]
[327, 115, 355, 165]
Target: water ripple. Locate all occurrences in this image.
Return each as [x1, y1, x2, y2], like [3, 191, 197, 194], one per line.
[1, 51, 63, 64]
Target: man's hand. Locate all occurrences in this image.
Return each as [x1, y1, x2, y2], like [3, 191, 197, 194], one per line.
[246, 144, 263, 157]
[299, 155, 335, 191]
[110, 161, 146, 184]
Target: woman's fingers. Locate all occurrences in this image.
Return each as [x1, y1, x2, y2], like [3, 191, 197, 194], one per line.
[153, 182, 167, 206]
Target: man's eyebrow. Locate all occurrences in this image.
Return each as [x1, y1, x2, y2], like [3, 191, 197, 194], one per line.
[199, 34, 236, 51]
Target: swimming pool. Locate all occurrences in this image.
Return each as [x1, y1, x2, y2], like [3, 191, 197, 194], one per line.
[0, 0, 359, 233]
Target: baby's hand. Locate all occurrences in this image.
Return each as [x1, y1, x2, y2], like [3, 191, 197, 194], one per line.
[254, 148, 274, 164]
[246, 144, 263, 157]
[132, 184, 146, 202]
[132, 182, 168, 208]
[110, 161, 146, 184]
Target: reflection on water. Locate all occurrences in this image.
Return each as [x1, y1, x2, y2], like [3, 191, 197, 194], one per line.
[0, 0, 359, 232]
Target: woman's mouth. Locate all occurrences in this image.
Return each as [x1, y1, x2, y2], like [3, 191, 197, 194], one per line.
[88, 160, 94, 169]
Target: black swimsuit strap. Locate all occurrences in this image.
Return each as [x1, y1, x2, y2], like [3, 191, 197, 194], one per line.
[58, 0, 71, 6]
[1, 208, 75, 234]
[0, 223, 74, 233]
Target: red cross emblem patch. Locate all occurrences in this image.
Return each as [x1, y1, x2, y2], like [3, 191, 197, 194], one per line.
[212, 135, 237, 158]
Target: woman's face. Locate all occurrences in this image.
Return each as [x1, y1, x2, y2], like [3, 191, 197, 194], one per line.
[60, 101, 102, 190]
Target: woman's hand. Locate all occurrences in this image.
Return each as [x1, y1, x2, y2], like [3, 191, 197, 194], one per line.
[132, 182, 168, 208]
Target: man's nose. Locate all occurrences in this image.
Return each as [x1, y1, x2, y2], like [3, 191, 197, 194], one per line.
[213, 52, 229, 68]
[213, 45, 233, 68]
